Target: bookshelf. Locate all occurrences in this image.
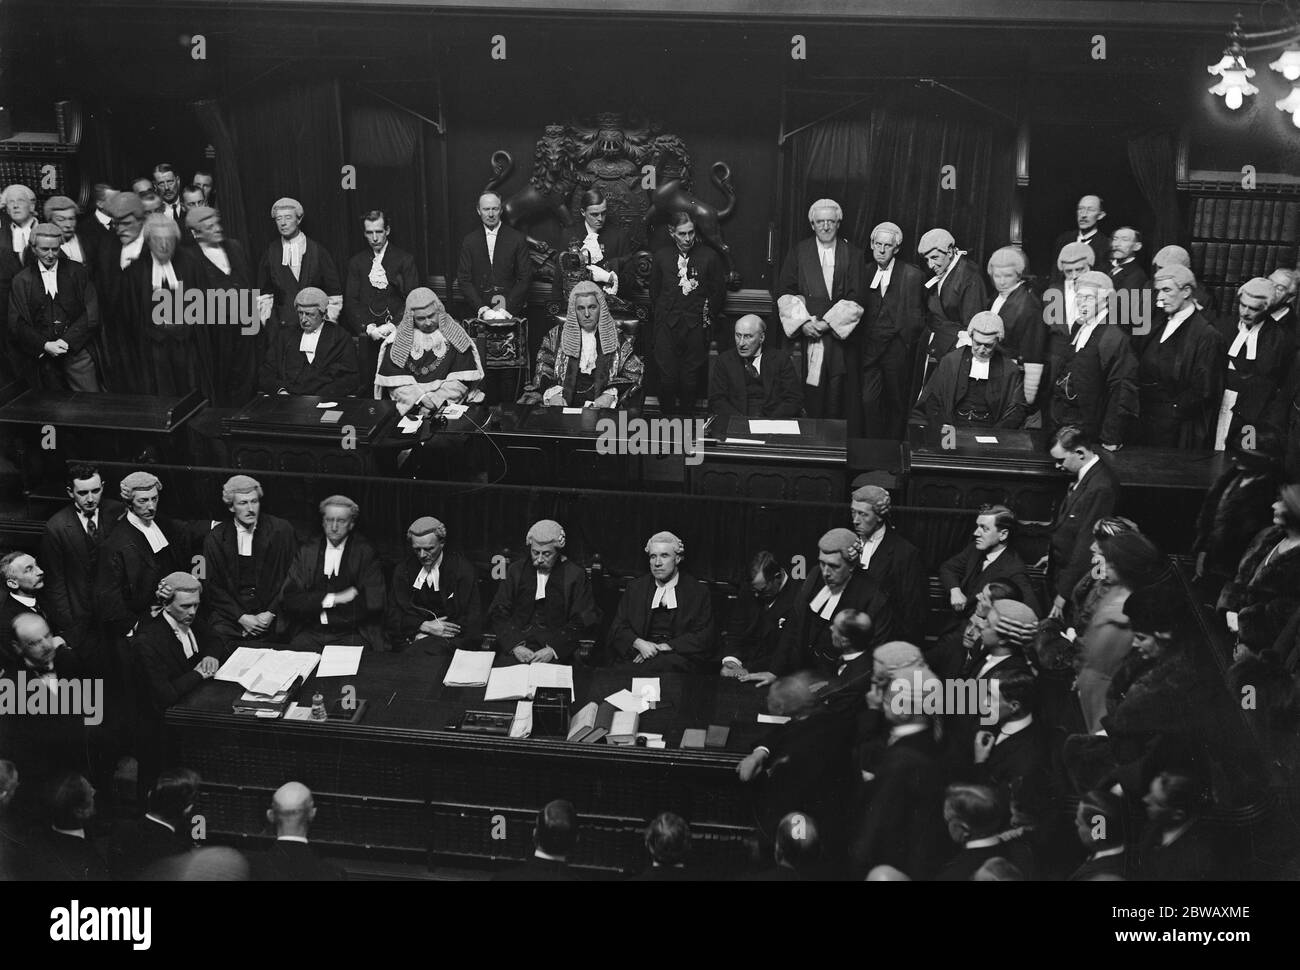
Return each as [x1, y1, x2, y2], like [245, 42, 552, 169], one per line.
[0, 101, 86, 210]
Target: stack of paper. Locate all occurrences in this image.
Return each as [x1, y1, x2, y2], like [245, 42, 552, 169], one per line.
[749, 419, 801, 435]
[605, 689, 651, 714]
[484, 663, 574, 701]
[216, 647, 319, 696]
[443, 649, 495, 687]
[632, 677, 661, 708]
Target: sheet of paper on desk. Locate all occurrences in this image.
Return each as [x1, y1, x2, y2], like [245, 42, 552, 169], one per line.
[974, 436, 999, 444]
[631, 677, 661, 703]
[562, 407, 584, 415]
[442, 403, 468, 419]
[529, 663, 575, 699]
[214, 646, 268, 682]
[315, 401, 339, 408]
[484, 664, 532, 700]
[606, 689, 651, 714]
[234, 650, 319, 695]
[318, 644, 363, 678]
[757, 713, 791, 724]
[283, 703, 314, 721]
[444, 648, 494, 687]
[510, 701, 533, 739]
[397, 415, 422, 433]
[749, 420, 801, 435]
[724, 437, 765, 446]
[319, 410, 343, 424]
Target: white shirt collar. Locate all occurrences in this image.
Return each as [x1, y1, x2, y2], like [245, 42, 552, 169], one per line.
[858, 524, 887, 568]
[1159, 303, 1195, 342]
[994, 713, 1034, 743]
[299, 326, 324, 359]
[650, 572, 680, 609]
[1272, 305, 1291, 322]
[579, 328, 598, 373]
[323, 538, 347, 577]
[1229, 319, 1264, 361]
[990, 281, 1023, 313]
[977, 652, 1011, 678]
[95, 209, 112, 229]
[982, 545, 1006, 567]
[151, 256, 180, 290]
[127, 512, 169, 552]
[808, 583, 844, 620]
[277, 835, 310, 844]
[1072, 308, 1107, 349]
[201, 243, 231, 274]
[414, 551, 444, 590]
[888, 722, 930, 742]
[120, 235, 145, 268]
[969, 355, 991, 380]
[60, 236, 84, 262]
[1077, 229, 1097, 242]
[1160, 820, 1195, 847]
[162, 610, 198, 657]
[11, 592, 36, 608]
[484, 224, 499, 237]
[964, 835, 1002, 850]
[535, 569, 550, 600]
[1076, 452, 1100, 484]
[1089, 845, 1125, 861]
[145, 814, 177, 833]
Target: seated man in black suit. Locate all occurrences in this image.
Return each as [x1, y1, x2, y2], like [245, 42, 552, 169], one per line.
[202, 475, 297, 647]
[489, 519, 597, 665]
[41, 463, 123, 660]
[552, 188, 635, 306]
[344, 208, 420, 390]
[912, 311, 1028, 430]
[1068, 787, 1129, 880]
[456, 191, 532, 319]
[108, 768, 198, 880]
[0, 552, 62, 664]
[257, 286, 359, 398]
[281, 495, 385, 652]
[1137, 768, 1224, 880]
[938, 504, 1041, 636]
[7, 221, 101, 390]
[708, 313, 803, 418]
[608, 531, 714, 672]
[133, 574, 228, 735]
[736, 672, 860, 868]
[633, 811, 693, 881]
[251, 782, 343, 881]
[387, 516, 480, 654]
[491, 799, 578, 881]
[519, 281, 643, 408]
[850, 485, 927, 648]
[850, 668, 949, 880]
[935, 782, 1034, 880]
[22, 772, 108, 881]
[752, 528, 894, 684]
[720, 551, 800, 679]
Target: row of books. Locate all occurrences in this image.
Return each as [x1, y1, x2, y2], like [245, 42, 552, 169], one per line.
[1190, 241, 1297, 283]
[1191, 196, 1300, 241]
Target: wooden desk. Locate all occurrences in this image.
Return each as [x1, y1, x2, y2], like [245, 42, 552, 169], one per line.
[693, 415, 848, 501]
[167, 652, 767, 873]
[221, 394, 398, 476]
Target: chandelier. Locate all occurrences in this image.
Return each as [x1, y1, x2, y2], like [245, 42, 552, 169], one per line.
[1208, 12, 1300, 125]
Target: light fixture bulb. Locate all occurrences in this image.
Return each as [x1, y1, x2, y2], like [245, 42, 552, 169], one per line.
[1270, 48, 1300, 82]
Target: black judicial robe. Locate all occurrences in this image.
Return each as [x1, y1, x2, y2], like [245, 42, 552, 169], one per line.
[721, 576, 802, 675]
[849, 729, 950, 881]
[7, 257, 99, 386]
[121, 248, 214, 399]
[133, 613, 229, 716]
[41, 499, 124, 651]
[1048, 318, 1139, 447]
[489, 557, 598, 662]
[989, 284, 1046, 366]
[1133, 311, 1225, 449]
[1109, 259, 1149, 295]
[0, 646, 92, 785]
[387, 551, 482, 653]
[608, 572, 714, 671]
[256, 235, 342, 334]
[201, 515, 298, 639]
[1213, 315, 1295, 445]
[1192, 466, 1279, 587]
[911, 347, 1027, 429]
[280, 535, 386, 650]
[1051, 229, 1110, 281]
[258, 321, 359, 398]
[1271, 349, 1300, 481]
[0, 233, 32, 350]
[193, 239, 258, 406]
[771, 569, 894, 677]
[93, 516, 190, 638]
[92, 235, 146, 392]
[708, 347, 803, 418]
[923, 256, 987, 361]
[776, 236, 865, 423]
[551, 224, 636, 304]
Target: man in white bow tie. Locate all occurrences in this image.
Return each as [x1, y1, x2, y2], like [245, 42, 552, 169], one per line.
[1051, 194, 1109, 282]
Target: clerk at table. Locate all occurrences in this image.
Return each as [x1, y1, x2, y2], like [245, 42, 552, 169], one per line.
[911, 312, 1027, 430]
[709, 314, 803, 418]
[607, 531, 714, 672]
[387, 516, 481, 654]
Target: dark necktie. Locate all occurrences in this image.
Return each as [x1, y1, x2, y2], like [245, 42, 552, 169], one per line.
[84, 512, 98, 542]
[743, 360, 759, 381]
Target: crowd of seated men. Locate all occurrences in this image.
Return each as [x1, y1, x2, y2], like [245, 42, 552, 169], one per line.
[2, 422, 1295, 880]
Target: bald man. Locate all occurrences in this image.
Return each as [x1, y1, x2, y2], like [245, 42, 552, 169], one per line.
[258, 286, 359, 397]
[489, 519, 598, 664]
[1135, 265, 1225, 448]
[281, 496, 385, 651]
[386, 516, 481, 654]
[912, 311, 1027, 429]
[776, 199, 866, 420]
[202, 476, 298, 645]
[708, 313, 803, 418]
[1051, 194, 1109, 281]
[7, 222, 101, 390]
[608, 532, 714, 672]
[1213, 277, 1295, 450]
[859, 222, 928, 437]
[255, 198, 342, 335]
[456, 190, 532, 318]
[251, 783, 343, 881]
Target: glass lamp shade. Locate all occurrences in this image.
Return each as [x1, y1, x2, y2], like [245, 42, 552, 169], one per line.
[1270, 48, 1300, 82]
[1209, 68, 1259, 109]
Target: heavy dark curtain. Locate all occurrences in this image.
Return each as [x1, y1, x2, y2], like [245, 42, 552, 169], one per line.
[191, 98, 250, 248]
[781, 93, 1017, 275]
[1127, 126, 1182, 254]
[346, 97, 427, 276]
[225, 79, 349, 276]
